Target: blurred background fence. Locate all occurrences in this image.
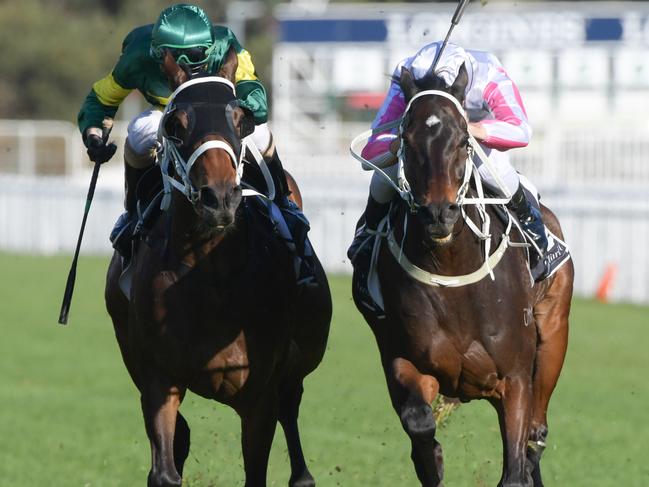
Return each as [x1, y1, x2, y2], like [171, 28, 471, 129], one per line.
[1, 1, 649, 303]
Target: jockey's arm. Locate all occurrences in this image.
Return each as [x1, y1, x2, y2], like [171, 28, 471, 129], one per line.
[77, 72, 132, 140]
[77, 36, 135, 140]
[360, 80, 406, 169]
[471, 68, 531, 151]
[223, 29, 268, 125]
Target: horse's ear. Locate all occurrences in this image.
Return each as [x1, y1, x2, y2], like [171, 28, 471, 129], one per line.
[450, 63, 468, 104]
[218, 46, 239, 83]
[161, 50, 189, 90]
[400, 66, 419, 102]
[231, 105, 255, 139]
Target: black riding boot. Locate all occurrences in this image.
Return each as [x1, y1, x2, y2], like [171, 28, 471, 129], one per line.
[110, 163, 149, 258]
[347, 195, 391, 264]
[347, 195, 391, 315]
[508, 184, 549, 281]
[266, 149, 315, 286]
[266, 149, 291, 205]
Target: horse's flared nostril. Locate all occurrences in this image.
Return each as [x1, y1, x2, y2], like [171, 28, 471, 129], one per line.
[199, 186, 221, 210]
[442, 203, 461, 224]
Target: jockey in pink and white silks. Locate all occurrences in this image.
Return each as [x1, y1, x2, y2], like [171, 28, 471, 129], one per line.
[349, 41, 549, 281]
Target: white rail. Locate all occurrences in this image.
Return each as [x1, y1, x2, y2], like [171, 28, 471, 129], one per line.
[1, 172, 649, 304]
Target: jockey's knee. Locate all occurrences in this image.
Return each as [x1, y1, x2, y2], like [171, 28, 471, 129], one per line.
[369, 165, 399, 204]
[251, 122, 274, 158]
[124, 138, 156, 169]
[475, 151, 520, 196]
[125, 109, 162, 168]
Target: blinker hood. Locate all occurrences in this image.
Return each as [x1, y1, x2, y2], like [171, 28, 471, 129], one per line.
[163, 81, 244, 158]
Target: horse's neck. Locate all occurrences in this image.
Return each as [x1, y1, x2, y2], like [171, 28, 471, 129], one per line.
[167, 197, 247, 278]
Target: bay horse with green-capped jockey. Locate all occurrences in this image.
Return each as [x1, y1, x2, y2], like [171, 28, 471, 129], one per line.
[105, 48, 331, 487]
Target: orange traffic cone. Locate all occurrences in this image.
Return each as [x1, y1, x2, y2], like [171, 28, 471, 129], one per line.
[595, 263, 618, 303]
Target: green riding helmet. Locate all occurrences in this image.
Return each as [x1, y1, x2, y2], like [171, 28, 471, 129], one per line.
[150, 4, 216, 75]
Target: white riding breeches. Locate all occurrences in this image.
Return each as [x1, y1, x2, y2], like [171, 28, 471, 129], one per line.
[369, 165, 400, 204]
[250, 122, 272, 155]
[127, 108, 163, 156]
[472, 146, 520, 196]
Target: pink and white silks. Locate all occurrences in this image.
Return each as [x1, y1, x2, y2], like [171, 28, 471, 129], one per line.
[364, 42, 537, 203]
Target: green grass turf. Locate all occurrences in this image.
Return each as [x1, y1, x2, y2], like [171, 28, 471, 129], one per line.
[0, 253, 648, 486]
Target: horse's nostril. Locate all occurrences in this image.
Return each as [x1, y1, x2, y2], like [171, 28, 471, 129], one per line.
[442, 203, 460, 223]
[200, 187, 220, 210]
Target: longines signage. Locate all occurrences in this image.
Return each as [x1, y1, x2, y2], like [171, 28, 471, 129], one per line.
[278, 4, 649, 49]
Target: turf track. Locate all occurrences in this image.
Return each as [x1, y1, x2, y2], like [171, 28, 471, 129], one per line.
[0, 253, 647, 486]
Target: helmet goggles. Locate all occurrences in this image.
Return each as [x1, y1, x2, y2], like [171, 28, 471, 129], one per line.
[151, 43, 215, 66]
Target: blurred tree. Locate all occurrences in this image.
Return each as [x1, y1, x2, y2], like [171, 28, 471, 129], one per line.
[101, 0, 124, 16]
[0, 0, 231, 122]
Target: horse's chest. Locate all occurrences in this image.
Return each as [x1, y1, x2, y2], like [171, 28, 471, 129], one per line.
[137, 268, 287, 399]
[391, 289, 535, 400]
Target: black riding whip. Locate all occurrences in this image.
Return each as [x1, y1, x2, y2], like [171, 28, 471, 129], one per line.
[430, 0, 472, 72]
[58, 121, 115, 325]
[57, 161, 101, 325]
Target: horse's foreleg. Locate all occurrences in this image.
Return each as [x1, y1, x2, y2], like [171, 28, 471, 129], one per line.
[528, 267, 572, 486]
[387, 357, 444, 487]
[279, 380, 315, 487]
[240, 394, 279, 487]
[173, 412, 191, 476]
[494, 377, 534, 487]
[141, 383, 186, 487]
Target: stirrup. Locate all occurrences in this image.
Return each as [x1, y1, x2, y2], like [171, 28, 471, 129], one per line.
[110, 212, 135, 258]
[348, 224, 387, 263]
[530, 256, 550, 282]
[296, 265, 317, 288]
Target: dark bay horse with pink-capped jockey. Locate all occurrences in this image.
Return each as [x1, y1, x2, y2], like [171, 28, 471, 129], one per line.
[350, 64, 573, 487]
[104, 49, 331, 487]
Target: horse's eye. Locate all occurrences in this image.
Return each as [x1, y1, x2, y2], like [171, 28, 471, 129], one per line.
[454, 162, 465, 181]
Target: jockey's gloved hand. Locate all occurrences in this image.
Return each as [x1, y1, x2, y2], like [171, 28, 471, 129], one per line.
[84, 128, 117, 165]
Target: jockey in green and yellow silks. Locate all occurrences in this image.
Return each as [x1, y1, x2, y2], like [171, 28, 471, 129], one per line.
[77, 4, 313, 283]
[78, 4, 268, 138]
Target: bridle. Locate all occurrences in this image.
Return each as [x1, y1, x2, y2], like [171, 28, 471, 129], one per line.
[350, 89, 531, 287]
[157, 77, 247, 211]
[352, 89, 512, 210]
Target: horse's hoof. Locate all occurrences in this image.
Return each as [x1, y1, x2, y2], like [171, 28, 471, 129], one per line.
[289, 471, 315, 487]
[400, 400, 436, 440]
[147, 470, 182, 487]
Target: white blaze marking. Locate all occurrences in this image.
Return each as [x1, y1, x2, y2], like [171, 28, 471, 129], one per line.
[426, 115, 441, 127]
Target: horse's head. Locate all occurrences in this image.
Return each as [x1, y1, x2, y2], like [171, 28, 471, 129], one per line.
[399, 64, 471, 245]
[159, 47, 255, 236]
